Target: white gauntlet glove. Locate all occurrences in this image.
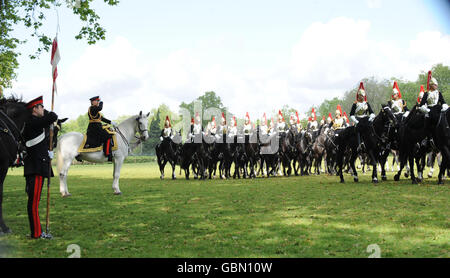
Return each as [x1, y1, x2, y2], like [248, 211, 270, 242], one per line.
[419, 104, 430, 114]
[48, 151, 54, 159]
[441, 104, 449, 112]
[369, 113, 375, 122]
[403, 111, 410, 118]
[160, 136, 163, 141]
[350, 115, 359, 125]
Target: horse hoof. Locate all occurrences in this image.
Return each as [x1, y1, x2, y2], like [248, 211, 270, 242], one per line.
[382, 176, 387, 181]
[394, 174, 400, 181]
[404, 173, 409, 178]
[438, 180, 444, 185]
[172, 176, 176, 180]
[62, 193, 72, 198]
[412, 179, 418, 185]
[372, 179, 378, 184]
[340, 179, 345, 183]
[114, 192, 122, 195]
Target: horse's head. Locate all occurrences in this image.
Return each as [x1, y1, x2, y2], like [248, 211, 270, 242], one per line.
[52, 117, 68, 149]
[136, 111, 150, 141]
[380, 104, 397, 126]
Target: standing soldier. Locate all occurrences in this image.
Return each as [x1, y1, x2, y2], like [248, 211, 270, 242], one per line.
[86, 96, 116, 162]
[350, 82, 376, 152]
[23, 96, 58, 239]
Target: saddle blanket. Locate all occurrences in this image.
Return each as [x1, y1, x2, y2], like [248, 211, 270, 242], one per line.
[78, 133, 118, 153]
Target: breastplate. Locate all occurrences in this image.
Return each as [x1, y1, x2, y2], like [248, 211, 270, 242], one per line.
[427, 91, 439, 106]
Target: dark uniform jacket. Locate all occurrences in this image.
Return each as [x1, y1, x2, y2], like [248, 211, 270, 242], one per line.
[86, 101, 112, 147]
[23, 110, 58, 177]
[349, 102, 374, 118]
[419, 91, 446, 107]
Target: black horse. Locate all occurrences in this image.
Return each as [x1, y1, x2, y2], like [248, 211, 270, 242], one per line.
[393, 106, 429, 183]
[336, 105, 396, 183]
[0, 97, 29, 235]
[428, 104, 450, 184]
[156, 133, 180, 180]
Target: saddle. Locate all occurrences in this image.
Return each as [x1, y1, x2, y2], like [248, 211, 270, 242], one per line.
[78, 128, 118, 153]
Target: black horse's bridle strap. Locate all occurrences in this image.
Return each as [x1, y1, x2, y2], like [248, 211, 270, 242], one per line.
[0, 109, 24, 144]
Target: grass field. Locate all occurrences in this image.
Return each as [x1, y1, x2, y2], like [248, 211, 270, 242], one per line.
[0, 161, 448, 258]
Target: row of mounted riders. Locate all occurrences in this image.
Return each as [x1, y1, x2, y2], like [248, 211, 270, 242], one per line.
[156, 104, 450, 185]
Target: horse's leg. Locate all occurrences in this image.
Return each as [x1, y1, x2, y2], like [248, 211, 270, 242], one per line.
[0, 165, 11, 234]
[171, 159, 176, 180]
[428, 151, 436, 178]
[438, 146, 450, 184]
[416, 154, 424, 183]
[380, 152, 388, 181]
[57, 152, 74, 197]
[112, 157, 124, 195]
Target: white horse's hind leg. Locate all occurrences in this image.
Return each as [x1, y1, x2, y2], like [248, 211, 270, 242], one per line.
[112, 157, 124, 195]
[58, 158, 73, 197]
[57, 144, 74, 197]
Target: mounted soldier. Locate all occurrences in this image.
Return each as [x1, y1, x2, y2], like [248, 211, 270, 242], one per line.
[350, 82, 376, 152]
[343, 111, 351, 126]
[259, 113, 268, 135]
[276, 110, 287, 134]
[417, 85, 425, 105]
[419, 71, 449, 144]
[294, 111, 302, 132]
[332, 105, 346, 130]
[23, 96, 58, 239]
[86, 96, 116, 162]
[160, 115, 173, 140]
[388, 81, 409, 121]
[307, 108, 318, 131]
[209, 117, 217, 136]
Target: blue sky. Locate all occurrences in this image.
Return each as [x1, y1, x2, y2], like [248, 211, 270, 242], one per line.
[7, 0, 450, 120]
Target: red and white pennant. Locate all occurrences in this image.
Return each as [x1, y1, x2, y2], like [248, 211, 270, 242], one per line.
[51, 37, 60, 95]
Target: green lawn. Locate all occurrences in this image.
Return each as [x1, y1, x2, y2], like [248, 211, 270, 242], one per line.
[0, 162, 448, 258]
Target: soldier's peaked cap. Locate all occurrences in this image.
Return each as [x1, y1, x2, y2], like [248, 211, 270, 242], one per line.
[26, 96, 43, 110]
[90, 96, 100, 101]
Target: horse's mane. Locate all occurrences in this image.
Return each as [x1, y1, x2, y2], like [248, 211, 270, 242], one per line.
[0, 95, 25, 106]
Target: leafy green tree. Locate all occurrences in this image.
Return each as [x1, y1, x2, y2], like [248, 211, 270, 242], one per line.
[142, 108, 162, 155]
[318, 97, 342, 119]
[0, 0, 119, 89]
[179, 91, 228, 126]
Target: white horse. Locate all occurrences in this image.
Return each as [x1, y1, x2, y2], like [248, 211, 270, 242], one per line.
[56, 111, 150, 196]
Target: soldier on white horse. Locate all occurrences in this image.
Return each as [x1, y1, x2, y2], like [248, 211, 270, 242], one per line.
[56, 111, 149, 196]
